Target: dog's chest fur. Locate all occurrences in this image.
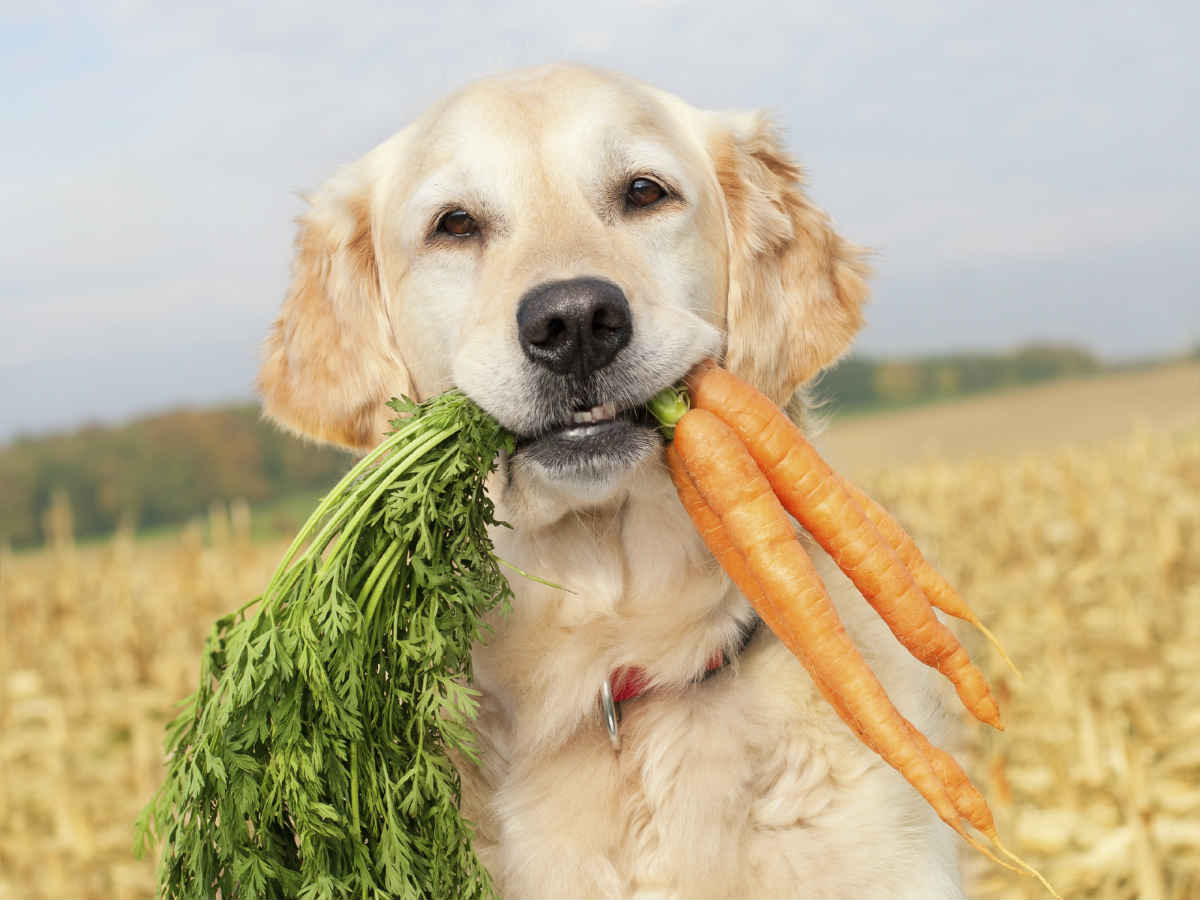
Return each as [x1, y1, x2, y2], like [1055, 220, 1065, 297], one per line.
[456, 466, 964, 898]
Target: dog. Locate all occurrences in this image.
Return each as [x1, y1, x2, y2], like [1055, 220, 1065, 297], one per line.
[257, 64, 964, 898]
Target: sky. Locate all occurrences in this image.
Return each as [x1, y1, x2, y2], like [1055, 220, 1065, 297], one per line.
[2, 1, 1197, 439]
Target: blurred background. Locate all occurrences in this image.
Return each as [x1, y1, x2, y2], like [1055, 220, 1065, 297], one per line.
[2, 2, 1197, 898]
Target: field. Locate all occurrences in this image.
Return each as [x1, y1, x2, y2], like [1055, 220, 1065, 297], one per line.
[2, 363, 1198, 899]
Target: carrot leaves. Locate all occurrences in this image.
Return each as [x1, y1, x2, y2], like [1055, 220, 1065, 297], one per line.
[135, 390, 514, 900]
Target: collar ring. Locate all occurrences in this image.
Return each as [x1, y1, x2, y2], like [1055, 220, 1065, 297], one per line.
[598, 678, 622, 752]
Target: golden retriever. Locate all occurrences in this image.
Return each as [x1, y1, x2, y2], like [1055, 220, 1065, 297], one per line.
[258, 64, 963, 898]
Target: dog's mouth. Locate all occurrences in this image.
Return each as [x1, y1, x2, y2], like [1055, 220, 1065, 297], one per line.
[513, 398, 661, 478]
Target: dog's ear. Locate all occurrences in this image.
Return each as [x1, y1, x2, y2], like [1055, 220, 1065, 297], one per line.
[710, 111, 871, 404]
[258, 163, 412, 451]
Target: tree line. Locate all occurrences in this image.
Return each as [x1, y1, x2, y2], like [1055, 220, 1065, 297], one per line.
[0, 406, 351, 548]
[812, 342, 1104, 414]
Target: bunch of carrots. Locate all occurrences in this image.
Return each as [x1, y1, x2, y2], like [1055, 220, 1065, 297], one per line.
[658, 361, 1055, 895]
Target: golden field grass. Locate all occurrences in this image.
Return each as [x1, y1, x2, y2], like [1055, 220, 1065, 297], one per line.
[818, 361, 1200, 475]
[2, 363, 1198, 899]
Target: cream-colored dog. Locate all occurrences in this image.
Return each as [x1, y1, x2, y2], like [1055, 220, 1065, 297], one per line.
[258, 64, 963, 898]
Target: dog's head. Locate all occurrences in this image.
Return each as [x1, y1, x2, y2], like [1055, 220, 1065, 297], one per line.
[258, 65, 869, 508]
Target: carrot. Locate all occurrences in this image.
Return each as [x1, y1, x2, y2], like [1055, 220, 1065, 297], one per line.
[670, 412, 1059, 898]
[659, 367, 1056, 895]
[667, 443, 771, 609]
[671, 410, 968, 839]
[687, 363, 1003, 730]
[838, 476, 1020, 676]
[672, 440, 997, 836]
[904, 723, 1059, 895]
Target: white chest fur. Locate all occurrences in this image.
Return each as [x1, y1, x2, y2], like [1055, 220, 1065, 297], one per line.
[458, 468, 965, 898]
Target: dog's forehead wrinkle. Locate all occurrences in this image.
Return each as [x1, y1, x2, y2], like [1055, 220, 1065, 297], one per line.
[417, 71, 688, 195]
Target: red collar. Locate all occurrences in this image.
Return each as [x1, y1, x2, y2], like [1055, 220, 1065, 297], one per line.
[608, 650, 726, 704]
[606, 615, 762, 704]
[598, 617, 761, 752]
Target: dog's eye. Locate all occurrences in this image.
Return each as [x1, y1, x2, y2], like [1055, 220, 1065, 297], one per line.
[437, 209, 478, 237]
[626, 177, 667, 209]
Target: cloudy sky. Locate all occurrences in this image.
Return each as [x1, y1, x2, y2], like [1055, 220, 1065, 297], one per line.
[3, 1, 1196, 438]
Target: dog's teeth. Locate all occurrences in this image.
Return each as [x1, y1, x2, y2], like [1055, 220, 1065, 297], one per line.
[571, 403, 617, 425]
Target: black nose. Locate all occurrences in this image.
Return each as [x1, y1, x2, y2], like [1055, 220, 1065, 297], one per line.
[516, 277, 632, 376]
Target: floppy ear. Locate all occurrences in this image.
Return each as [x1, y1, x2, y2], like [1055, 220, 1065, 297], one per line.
[711, 111, 871, 404]
[258, 163, 412, 451]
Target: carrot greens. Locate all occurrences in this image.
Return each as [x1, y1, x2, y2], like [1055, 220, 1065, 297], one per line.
[135, 390, 514, 900]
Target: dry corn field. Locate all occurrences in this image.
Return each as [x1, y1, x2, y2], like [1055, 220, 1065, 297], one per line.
[2, 369, 1199, 899]
[865, 424, 1200, 899]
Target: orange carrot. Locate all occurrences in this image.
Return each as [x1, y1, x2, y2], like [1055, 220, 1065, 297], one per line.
[664, 366, 1056, 895]
[904, 723, 1059, 894]
[688, 363, 1002, 730]
[671, 410, 969, 839]
[667, 443, 771, 609]
[673, 437, 997, 836]
[838, 476, 1019, 676]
